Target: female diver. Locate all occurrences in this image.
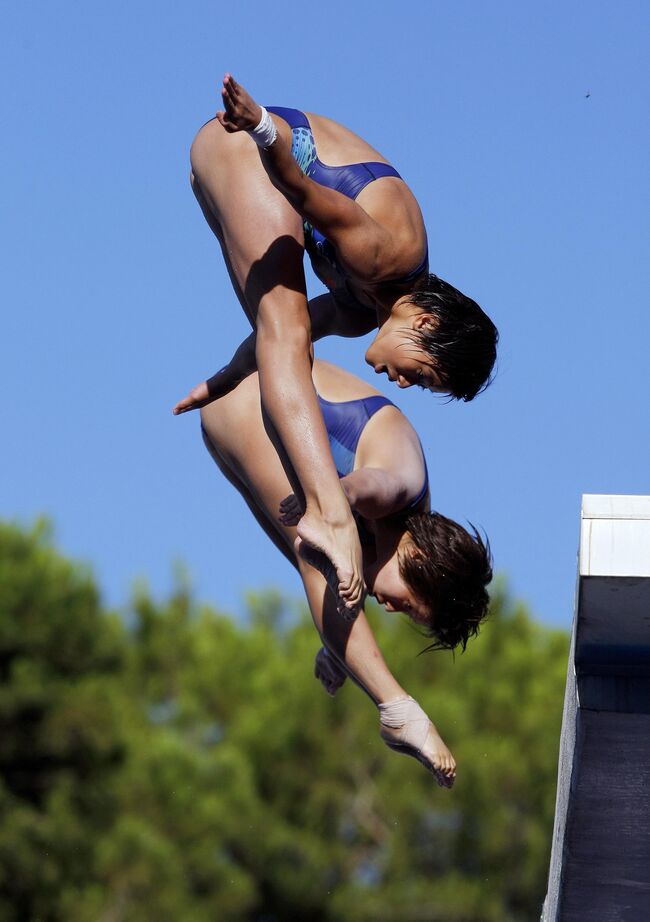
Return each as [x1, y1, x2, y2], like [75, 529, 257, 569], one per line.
[175, 74, 497, 616]
[200, 358, 492, 786]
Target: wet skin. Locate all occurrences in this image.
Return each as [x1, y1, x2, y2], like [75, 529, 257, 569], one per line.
[176, 74, 453, 614]
[199, 358, 457, 786]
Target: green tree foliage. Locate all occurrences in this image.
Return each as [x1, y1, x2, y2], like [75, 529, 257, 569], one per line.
[0, 522, 568, 922]
[0, 520, 129, 921]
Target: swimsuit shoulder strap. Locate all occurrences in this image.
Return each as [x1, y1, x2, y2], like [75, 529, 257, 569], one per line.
[363, 162, 402, 182]
[360, 394, 394, 417]
[266, 106, 309, 129]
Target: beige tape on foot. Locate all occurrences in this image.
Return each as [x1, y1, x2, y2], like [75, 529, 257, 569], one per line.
[378, 696, 430, 751]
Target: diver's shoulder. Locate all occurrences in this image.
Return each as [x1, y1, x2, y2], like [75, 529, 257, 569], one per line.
[312, 359, 383, 401]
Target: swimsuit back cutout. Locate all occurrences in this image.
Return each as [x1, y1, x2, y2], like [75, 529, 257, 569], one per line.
[317, 393, 429, 523]
[266, 106, 428, 291]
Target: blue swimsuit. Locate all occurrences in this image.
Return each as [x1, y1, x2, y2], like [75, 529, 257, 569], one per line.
[317, 393, 429, 521]
[266, 106, 428, 297]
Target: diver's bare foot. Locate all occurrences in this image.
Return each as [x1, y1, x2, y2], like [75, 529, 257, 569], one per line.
[294, 538, 358, 621]
[418, 724, 456, 789]
[379, 697, 456, 788]
[216, 74, 262, 133]
[295, 511, 365, 614]
[314, 647, 347, 696]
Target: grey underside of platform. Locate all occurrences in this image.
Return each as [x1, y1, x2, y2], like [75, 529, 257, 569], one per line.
[543, 576, 650, 922]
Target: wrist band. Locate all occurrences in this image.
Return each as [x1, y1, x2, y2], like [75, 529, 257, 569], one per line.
[248, 106, 277, 149]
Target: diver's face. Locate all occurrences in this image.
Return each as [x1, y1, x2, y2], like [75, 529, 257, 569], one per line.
[366, 548, 430, 626]
[365, 310, 446, 393]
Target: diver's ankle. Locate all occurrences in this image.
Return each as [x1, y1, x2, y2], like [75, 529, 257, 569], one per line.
[375, 688, 410, 708]
[303, 499, 354, 531]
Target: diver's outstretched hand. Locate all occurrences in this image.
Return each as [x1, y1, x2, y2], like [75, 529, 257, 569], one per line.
[314, 647, 347, 696]
[173, 379, 211, 415]
[173, 372, 228, 415]
[379, 697, 456, 789]
[216, 74, 263, 133]
[173, 355, 251, 415]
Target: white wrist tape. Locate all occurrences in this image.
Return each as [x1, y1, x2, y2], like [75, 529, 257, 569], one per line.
[248, 106, 277, 149]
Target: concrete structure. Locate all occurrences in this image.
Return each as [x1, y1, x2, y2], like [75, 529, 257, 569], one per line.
[542, 495, 650, 922]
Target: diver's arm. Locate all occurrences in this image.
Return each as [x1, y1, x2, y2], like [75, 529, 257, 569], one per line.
[258, 145, 389, 282]
[173, 332, 257, 415]
[174, 295, 375, 416]
[278, 465, 407, 527]
[217, 74, 398, 282]
[308, 293, 377, 340]
[340, 468, 410, 520]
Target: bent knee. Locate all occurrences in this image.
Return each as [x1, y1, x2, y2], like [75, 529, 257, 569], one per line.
[189, 118, 221, 181]
[200, 404, 227, 456]
[200, 373, 262, 443]
[190, 117, 250, 184]
[200, 418, 239, 483]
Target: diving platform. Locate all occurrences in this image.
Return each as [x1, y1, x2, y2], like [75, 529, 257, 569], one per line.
[542, 494, 650, 921]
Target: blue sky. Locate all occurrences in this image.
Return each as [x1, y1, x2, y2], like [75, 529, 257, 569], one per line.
[2, 1, 648, 627]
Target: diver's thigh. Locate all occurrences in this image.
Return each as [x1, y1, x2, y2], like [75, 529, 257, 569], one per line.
[199, 375, 263, 458]
[190, 119, 305, 297]
[201, 425, 296, 568]
[191, 172, 257, 327]
[201, 395, 301, 564]
[200, 380, 297, 522]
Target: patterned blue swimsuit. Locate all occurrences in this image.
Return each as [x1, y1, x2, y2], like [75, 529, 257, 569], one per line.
[266, 106, 428, 298]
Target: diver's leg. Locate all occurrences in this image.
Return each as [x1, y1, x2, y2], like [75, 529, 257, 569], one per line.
[201, 424, 296, 569]
[202, 380, 409, 704]
[190, 118, 363, 611]
[301, 564, 456, 787]
[201, 382, 454, 784]
[190, 176, 256, 329]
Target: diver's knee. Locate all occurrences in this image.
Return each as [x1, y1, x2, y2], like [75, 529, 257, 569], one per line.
[189, 118, 222, 181]
[200, 403, 222, 433]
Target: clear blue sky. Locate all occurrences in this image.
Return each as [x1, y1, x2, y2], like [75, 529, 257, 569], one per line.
[2, 1, 648, 627]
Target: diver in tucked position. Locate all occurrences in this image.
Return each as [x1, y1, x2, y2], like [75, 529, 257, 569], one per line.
[200, 358, 492, 787]
[174, 74, 498, 617]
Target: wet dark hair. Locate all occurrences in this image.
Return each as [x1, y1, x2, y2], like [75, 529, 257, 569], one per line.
[398, 511, 492, 653]
[409, 274, 498, 401]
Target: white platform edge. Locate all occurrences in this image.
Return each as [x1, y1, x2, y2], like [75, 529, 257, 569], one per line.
[580, 494, 650, 577]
